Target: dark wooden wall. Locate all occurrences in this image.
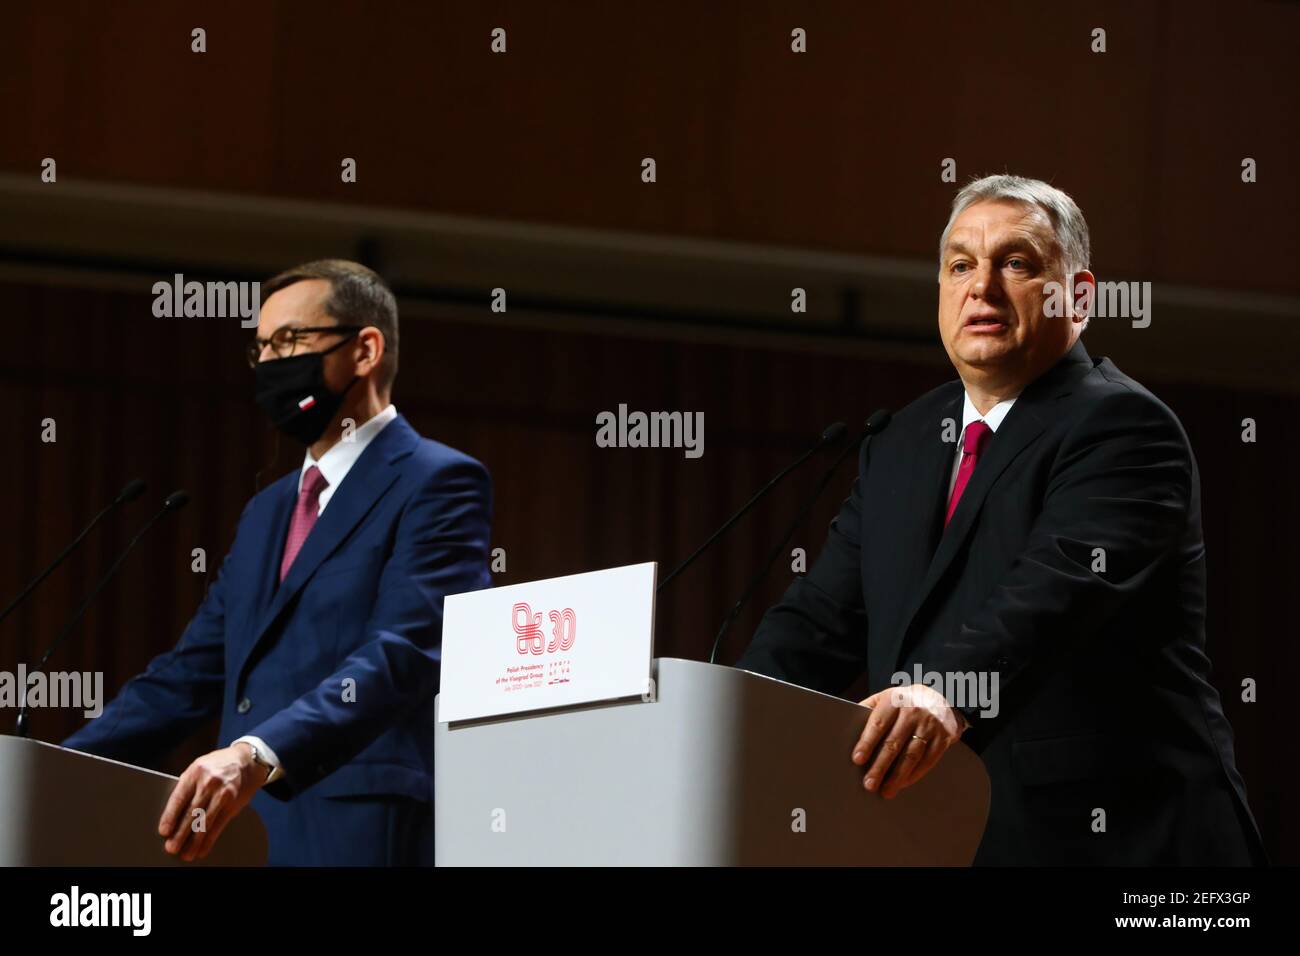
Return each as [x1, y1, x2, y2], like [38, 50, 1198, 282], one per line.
[1, 1, 1296, 292]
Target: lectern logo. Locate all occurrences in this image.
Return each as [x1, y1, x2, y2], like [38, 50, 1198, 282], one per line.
[512, 602, 576, 655]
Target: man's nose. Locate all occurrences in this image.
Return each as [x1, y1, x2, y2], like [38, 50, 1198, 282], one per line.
[971, 260, 1003, 300]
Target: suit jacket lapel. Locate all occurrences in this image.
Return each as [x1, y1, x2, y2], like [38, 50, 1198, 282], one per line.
[251, 477, 296, 627]
[917, 391, 962, 559]
[867, 388, 958, 678]
[892, 340, 1096, 665]
[243, 415, 420, 670]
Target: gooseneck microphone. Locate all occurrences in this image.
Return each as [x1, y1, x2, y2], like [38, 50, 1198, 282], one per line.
[656, 423, 848, 594]
[14, 490, 190, 738]
[708, 409, 892, 664]
[0, 478, 146, 630]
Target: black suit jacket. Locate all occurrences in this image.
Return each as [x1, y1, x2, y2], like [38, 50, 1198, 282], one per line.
[737, 340, 1266, 865]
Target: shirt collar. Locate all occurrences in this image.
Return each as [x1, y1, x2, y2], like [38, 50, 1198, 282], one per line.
[960, 391, 1019, 435]
[299, 404, 398, 493]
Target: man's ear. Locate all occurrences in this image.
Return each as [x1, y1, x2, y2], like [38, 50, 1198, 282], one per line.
[1070, 270, 1096, 324]
[355, 326, 385, 376]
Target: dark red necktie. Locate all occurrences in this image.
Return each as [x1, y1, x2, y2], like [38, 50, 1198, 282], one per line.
[280, 465, 329, 581]
[945, 421, 992, 527]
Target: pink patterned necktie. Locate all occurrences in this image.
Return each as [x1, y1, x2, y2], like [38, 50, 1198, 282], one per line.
[944, 420, 992, 528]
[280, 465, 329, 582]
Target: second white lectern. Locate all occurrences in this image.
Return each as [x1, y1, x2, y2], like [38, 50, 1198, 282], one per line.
[435, 657, 989, 865]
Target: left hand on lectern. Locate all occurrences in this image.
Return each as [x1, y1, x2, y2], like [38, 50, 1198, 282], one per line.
[158, 743, 267, 861]
[852, 684, 964, 799]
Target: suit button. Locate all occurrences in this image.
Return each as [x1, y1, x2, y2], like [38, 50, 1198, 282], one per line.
[236, 697, 252, 714]
[996, 658, 1010, 668]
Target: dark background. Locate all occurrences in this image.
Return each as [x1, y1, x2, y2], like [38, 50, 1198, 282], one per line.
[0, 1, 1295, 863]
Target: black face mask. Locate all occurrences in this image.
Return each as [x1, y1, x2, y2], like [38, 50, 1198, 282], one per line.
[254, 335, 359, 445]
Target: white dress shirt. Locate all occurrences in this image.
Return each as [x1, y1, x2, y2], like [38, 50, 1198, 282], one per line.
[946, 392, 1019, 501]
[234, 404, 399, 779]
[296, 403, 399, 514]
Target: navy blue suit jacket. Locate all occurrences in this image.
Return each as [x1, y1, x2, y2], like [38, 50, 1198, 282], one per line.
[64, 414, 493, 865]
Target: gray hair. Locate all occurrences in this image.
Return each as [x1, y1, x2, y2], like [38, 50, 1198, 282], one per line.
[938, 174, 1091, 279]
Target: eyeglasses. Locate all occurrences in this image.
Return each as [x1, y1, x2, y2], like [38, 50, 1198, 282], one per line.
[246, 324, 363, 368]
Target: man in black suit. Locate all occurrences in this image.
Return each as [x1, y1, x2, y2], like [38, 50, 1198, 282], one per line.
[737, 174, 1265, 865]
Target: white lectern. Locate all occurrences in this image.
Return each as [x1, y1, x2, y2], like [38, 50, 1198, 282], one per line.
[435, 657, 990, 865]
[0, 736, 267, 866]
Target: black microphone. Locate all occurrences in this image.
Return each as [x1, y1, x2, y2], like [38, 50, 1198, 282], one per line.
[15, 489, 189, 738]
[656, 423, 847, 594]
[0, 478, 146, 630]
[708, 409, 892, 664]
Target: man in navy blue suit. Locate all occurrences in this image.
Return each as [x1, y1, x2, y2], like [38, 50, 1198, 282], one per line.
[64, 259, 493, 865]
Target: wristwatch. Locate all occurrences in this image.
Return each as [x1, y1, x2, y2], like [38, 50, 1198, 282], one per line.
[242, 740, 282, 784]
